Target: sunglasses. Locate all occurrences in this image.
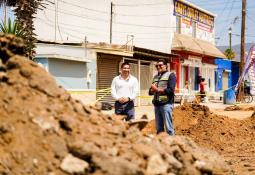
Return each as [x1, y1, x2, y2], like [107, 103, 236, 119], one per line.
[155, 64, 164, 68]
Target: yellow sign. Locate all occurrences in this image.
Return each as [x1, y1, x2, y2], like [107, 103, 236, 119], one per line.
[174, 0, 214, 27]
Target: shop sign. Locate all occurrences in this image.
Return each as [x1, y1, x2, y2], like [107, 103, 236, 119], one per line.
[174, 0, 214, 27]
[182, 17, 192, 26]
[182, 56, 202, 67]
[197, 22, 213, 33]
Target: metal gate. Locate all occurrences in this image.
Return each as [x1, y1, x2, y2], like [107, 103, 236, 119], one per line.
[96, 54, 122, 105]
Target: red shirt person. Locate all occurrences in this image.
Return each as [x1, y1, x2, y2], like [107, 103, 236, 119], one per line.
[199, 78, 206, 99]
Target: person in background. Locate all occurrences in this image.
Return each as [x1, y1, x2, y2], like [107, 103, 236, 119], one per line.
[111, 62, 139, 121]
[199, 78, 207, 102]
[181, 81, 190, 105]
[244, 79, 251, 95]
[149, 59, 176, 136]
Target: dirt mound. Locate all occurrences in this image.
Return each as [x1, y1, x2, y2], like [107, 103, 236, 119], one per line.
[224, 105, 255, 111]
[0, 36, 232, 174]
[142, 103, 255, 174]
[224, 105, 242, 111]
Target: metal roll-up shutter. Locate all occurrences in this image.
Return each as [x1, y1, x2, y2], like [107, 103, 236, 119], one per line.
[97, 54, 121, 105]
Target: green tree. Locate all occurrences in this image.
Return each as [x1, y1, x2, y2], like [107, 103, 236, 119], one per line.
[0, 0, 45, 59]
[224, 48, 236, 60]
[0, 18, 26, 37]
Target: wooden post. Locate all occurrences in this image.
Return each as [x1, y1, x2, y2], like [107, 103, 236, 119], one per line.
[138, 59, 141, 106]
[237, 0, 246, 101]
[110, 2, 113, 44]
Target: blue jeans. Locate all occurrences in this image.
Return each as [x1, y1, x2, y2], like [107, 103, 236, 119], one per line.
[154, 104, 174, 135]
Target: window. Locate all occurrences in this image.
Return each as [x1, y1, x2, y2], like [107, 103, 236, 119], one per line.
[176, 16, 181, 34]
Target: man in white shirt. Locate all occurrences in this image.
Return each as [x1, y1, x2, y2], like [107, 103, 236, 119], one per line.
[111, 62, 139, 121]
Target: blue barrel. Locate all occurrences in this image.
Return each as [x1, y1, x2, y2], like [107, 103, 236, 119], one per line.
[223, 89, 236, 104]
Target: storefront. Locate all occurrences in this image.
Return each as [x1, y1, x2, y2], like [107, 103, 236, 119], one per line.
[172, 33, 226, 93]
[96, 46, 178, 106]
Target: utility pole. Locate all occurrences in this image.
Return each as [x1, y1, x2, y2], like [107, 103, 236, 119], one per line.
[228, 27, 232, 50]
[84, 36, 87, 57]
[110, 2, 113, 44]
[54, 0, 58, 42]
[238, 0, 246, 101]
[240, 0, 246, 75]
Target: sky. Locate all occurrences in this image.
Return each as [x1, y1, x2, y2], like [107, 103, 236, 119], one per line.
[1, 0, 254, 47]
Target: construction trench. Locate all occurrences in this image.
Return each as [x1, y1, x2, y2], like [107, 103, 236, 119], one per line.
[0, 34, 255, 175]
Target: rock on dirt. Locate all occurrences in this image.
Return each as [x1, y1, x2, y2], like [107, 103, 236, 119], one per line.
[60, 154, 89, 174]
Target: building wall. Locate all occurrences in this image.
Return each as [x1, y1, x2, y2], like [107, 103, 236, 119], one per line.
[34, 57, 49, 71]
[48, 58, 87, 89]
[34, 0, 175, 53]
[35, 43, 97, 90]
[231, 61, 240, 87]
[173, 0, 215, 44]
[215, 59, 232, 91]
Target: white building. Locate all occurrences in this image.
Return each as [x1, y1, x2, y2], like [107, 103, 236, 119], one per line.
[34, 0, 225, 104]
[34, 0, 176, 53]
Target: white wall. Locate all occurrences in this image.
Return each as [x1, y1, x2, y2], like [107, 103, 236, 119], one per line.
[173, 0, 216, 44]
[180, 19, 215, 44]
[34, 0, 175, 53]
[196, 22, 215, 43]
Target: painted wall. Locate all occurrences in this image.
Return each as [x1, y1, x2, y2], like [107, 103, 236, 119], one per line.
[35, 43, 97, 90]
[231, 61, 240, 87]
[215, 59, 232, 91]
[34, 0, 175, 53]
[173, 0, 215, 44]
[196, 22, 215, 43]
[34, 57, 48, 71]
[48, 58, 86, 89]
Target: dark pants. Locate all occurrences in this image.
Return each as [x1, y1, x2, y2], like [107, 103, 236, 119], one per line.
[114, 101, 134, 121]
[244, 87, 250, 95]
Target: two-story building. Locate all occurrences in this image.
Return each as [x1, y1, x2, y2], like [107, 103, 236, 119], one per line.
[171, 0, 226, 94]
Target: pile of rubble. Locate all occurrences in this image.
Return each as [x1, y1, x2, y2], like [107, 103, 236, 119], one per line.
[0, 34, 232, 174]
[143, 102, 255, 174]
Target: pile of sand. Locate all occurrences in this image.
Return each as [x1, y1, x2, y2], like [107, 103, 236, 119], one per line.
[142, 103, 255, 174]
[224, 105, 255, 111]
[0, 34, 232, 175]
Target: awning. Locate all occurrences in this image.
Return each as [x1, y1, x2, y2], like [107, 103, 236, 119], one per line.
[172, 33, 226, 58]
[133, 46, 179, 61]
[36, 54, 91, 63]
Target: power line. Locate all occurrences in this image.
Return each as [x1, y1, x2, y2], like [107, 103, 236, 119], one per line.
[216, 0, 237, 45]
[46, 6, 109, 23]
[58, 0, 108, 14]
[46, 6, 180, 29]
[113, 21, 175, 29]
[39, 16, 176, 42]
[114, 12, 170, 17]
[215, 0, 231, 19]
[114, 1, 169, 7]
[42, 11, 109, 33]
[38, 17, 107, 36]
[42, 10, 179, 35]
